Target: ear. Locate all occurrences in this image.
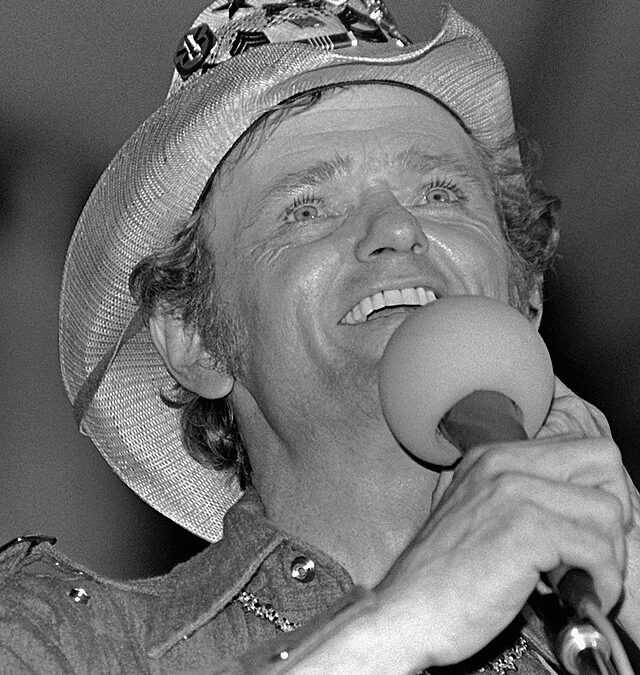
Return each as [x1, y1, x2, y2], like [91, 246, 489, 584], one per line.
[149, 309, 234, 399]
[529, 280, 544, 330]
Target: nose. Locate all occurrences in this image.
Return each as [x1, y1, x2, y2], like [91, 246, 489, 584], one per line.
[354, 194, 429, 262]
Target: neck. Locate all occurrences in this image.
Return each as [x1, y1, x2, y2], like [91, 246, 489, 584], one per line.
[259, 460, 439, 587]
[234, 385, 442, 587]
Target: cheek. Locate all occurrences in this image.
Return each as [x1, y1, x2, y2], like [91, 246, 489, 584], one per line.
[245, 242, 343, 356]
[472, 241, 512, 296]
[246, 230, 341, 302]
[237, 251, 315, 345]
[435, 222, 511, 292]
[469, 227, 510, 268]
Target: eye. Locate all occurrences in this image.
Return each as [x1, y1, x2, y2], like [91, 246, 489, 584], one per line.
[426, 187, 456, 203]
[284, 194, 323, 223]
[422, 179, 465, 205]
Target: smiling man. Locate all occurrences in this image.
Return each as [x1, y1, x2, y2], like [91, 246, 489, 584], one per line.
[2, 1, 640, 673]
[151, 84, 516, 588]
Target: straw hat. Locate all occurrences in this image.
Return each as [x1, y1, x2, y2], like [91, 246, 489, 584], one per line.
[59, 0, 519, 542]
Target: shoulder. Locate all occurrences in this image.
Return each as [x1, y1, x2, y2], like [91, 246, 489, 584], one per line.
[0, 535, 159, 673]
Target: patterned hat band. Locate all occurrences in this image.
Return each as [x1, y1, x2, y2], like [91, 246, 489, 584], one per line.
[170, 0, 410, 92]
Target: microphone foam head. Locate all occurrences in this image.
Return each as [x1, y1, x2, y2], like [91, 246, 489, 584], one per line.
[378, 296, 554, 465]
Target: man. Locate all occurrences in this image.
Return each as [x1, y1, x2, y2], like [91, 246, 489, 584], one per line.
[2, 1, 639, 673]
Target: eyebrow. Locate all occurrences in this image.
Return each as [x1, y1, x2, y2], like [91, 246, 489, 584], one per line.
[254, 154, 352, 213]
[394, 146, 485, 185]
[254, 146, 486, 215]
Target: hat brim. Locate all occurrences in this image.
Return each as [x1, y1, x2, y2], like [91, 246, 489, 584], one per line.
[59, 6, 516, 542]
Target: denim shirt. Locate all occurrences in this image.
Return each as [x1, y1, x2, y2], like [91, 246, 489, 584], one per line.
[0, 487, 560, 674]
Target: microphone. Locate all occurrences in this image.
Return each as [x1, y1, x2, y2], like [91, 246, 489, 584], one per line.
[378, 295, 554, 466]
[378, 296, 617, 675]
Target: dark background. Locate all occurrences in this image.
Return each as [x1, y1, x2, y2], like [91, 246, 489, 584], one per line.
[1, 1, 639, 579]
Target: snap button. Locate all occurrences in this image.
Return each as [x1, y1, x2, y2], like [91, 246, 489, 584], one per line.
[69, 587, 90, 605]
[290, 556, 315, 583]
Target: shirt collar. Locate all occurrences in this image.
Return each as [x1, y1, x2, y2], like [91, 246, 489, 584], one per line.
[145, 486, 286, 658]
[141, 486, 556, 670]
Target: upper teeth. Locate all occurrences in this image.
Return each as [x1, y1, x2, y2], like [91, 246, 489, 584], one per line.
[341, 287, 437, 325]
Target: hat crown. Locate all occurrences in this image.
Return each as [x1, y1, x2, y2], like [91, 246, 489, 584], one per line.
[169, 0, 409, 97]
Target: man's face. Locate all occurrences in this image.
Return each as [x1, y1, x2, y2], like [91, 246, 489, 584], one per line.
[203, 84, 511, 441]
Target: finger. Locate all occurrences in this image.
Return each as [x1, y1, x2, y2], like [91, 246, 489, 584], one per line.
[483, 475, 627, 612]
[426, 468, 628, 572]
[424, 473, 626, 615]
[534, 512, 624, 614]
[552, 376, 574, 399]
[452, 437, 632, 526]
[624, 468, 640, 523]
[523, 480, 628, 572]
[538, 377, 611, 439]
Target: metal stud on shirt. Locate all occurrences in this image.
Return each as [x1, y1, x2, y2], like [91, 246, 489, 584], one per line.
[69, 587, 91, 605]
[290, 556, 315, 582]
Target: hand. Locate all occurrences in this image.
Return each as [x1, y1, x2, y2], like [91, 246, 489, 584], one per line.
[617, 481, 640, 642]
[540, 378, 640, 643]
[373, 378, 633, 670]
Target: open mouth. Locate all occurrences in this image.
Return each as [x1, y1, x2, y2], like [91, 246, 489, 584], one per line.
[340, 287, 438, 325]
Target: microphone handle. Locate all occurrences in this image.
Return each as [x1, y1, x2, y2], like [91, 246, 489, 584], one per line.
[438, 390, 612, 674]
[438, 389, 528, 451]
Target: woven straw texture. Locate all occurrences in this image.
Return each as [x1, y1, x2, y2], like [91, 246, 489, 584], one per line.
[59, 2, 517, 542]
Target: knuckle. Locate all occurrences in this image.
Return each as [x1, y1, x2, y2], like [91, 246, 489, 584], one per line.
[491, 472, 519, 500]
[473, 445, 509, 476]
[489, 476, 537, 526]
[581, 436, 622, 467]
[596, 437, 622, 463]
